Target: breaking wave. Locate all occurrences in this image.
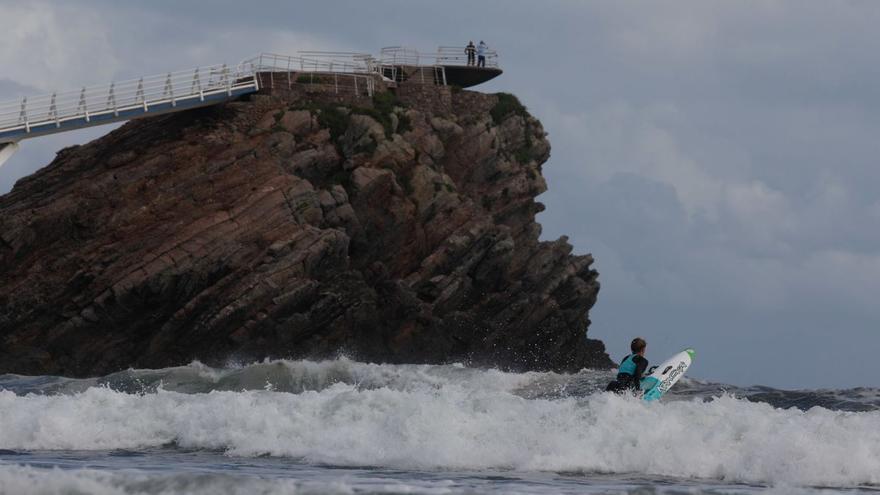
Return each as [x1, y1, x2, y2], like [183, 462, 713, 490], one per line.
[1, 359, 879, 488]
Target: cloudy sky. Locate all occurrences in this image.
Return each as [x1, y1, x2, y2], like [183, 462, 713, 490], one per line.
[2, 1, 879, 388]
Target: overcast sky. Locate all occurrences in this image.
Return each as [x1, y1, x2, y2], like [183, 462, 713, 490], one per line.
[2, 1, 879, 389]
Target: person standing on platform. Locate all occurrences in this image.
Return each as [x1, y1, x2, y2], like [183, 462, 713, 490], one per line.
[465, 41, 476, 66]
[477, 40, 487, 67]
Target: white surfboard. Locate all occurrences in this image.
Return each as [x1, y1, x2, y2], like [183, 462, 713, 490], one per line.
[640, 348, 694, 401]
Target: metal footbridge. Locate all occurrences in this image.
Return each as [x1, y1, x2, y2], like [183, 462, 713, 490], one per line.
[0, 61, 260, 167]
[0, 47, 501, 168]
[0, 53, 381, 167]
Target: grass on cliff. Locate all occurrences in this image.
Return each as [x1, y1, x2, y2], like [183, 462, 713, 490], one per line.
[491, 92, 528, 124]
[514, 130, 537, 164]
[298, 92, 411, 142]
[351, 92, 409, 137]
[514, 146, 534, 164]
[314, 105, 350, 140]
[489, 93, 539, 164]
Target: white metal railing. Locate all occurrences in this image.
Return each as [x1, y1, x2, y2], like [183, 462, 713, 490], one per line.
[379, 46, 424, 66]
[436, 46, 500, 68]
[240, 52, 373, 75]
[0, 46, 500, 144]
[238, 52, 376, 96]
[389, 66, 448, 86]
[294, 51, 375, 73]
[0, 63, 257, 140]
[380, 46, 500, 69]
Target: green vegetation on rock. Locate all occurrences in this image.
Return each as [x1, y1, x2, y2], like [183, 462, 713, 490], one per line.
[295, 91, 410, 143]
[314, 105, 349, 140]
[351, 92, 407, 138]
[491, 92, 528, 124]
[397, 113, 412, 134]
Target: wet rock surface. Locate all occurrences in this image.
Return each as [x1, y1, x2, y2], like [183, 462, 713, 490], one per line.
[0, 89, 612, 376]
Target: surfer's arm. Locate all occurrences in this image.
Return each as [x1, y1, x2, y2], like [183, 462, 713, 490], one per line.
[633, 356, 649, 381]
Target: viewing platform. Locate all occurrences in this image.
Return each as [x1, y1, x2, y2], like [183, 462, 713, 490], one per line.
[377, 46, 502, 88]
[0, 45, 502, 167]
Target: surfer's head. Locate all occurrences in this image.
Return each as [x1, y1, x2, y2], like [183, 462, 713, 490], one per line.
[631, 337, 647, 355]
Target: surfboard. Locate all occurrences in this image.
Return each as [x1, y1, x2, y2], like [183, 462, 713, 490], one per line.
[640, 348, 694, 401]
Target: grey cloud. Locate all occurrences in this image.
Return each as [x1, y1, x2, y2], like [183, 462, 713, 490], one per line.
[2, 1, 879, 388]
[0, 79, 36, 99]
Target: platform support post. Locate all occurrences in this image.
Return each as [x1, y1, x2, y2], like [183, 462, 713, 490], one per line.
[18, 98, 29, 133]
[77, 87, 90, 122]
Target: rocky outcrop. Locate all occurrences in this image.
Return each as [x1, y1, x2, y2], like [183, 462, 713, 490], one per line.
[0, 86, 611, 376]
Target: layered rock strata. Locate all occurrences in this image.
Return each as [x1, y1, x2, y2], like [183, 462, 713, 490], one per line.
[0, 86, 611, 376]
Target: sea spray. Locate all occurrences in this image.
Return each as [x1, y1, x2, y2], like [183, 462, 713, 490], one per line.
[1, 359, 879, 487]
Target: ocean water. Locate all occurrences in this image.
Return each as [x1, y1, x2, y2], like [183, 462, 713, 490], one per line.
[1, 359, 879, 494]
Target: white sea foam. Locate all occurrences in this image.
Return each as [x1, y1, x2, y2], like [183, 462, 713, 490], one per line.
[1, 360, 879, 488]
[0, 464, 365, 495]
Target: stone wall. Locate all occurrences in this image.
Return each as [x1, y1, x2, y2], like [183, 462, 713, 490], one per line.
[396, 83, 453, 116]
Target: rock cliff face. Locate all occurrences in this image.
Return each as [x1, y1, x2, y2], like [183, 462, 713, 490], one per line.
[0, 85, 612, 376]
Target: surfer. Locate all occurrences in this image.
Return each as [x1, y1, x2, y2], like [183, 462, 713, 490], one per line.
[605, 337, 649, 393]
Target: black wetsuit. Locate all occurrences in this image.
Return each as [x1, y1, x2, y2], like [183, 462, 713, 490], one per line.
[605, 353, 649, 393]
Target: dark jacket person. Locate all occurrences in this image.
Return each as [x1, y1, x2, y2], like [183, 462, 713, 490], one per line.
[465, 41, 476, 66]
[605, 338, 649, 393]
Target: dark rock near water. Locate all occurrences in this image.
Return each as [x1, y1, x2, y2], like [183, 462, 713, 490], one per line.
[0, 86, 612, 377]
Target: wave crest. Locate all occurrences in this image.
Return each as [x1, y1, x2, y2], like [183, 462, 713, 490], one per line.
[2, 360, 880, 487]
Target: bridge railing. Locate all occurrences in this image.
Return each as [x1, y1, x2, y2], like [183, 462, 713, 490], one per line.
[0, 47, 497, 144]
[436, 46, 500, 68]
[0, 63, 257, 140]
[240, 52, 373, 74]
[239, 52, 377, 96]
[379, 46, 500, 69]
